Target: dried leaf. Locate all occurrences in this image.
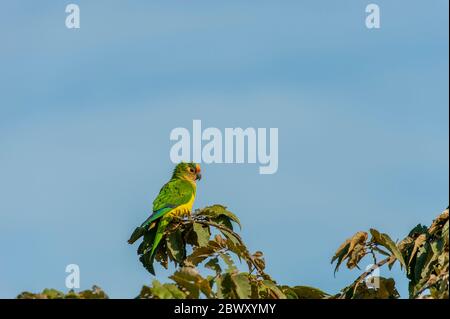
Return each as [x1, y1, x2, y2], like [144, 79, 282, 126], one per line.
[408, 234, 427, 266]
[331, 231, 368, 274]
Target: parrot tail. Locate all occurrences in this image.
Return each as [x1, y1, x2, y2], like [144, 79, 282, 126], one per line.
[128, 207, 174, 245]
[127, 226, 145, 244]
[148, 217, 171, 260]
[127, 216, 157, 244]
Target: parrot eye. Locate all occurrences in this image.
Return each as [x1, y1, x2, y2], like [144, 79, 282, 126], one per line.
[189, 168, 195, 173]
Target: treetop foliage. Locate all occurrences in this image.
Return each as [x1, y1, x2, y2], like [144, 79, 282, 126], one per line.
[17, 206, 448, 299]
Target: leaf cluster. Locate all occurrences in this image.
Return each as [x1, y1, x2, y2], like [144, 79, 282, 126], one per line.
[332, 208, 449, 299]
[135, 205, 329, 299]
[17, 286, 108, 299]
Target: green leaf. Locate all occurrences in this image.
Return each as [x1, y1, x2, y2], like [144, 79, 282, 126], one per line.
[219, 252, 237, 272]
[137, 285, 153, 299]
[288, 286, 329, 299]
[261, 280, 286, 299]
[150, 281, 172, 299]
[205, 257, 222, 274]
[231, 273, 252, 299]
[218, 227, 246, 260]
[217, 273, 234, 298]
[193, 223, 211, 247]
[170, 268, 201, 299]
[372, 246, 391, 257]
[186, 246, 217, 266]
[170, 267, 212, 299]
[407, 224, 428, 238]
[411, 243, 432, 289]
[76, 286, 109, 299]
[166, 229, 185, 264]
[163, 284, 187, 299]
[197, 205, 241, 229]
[41, 289, 64, 299]
[18, 286, 109, 299]
[155, 240, 169, 269]
[370, 229, 406, 268]
[215, 276, 224, 298]
[215, 215, 234, 230]
[150, 280, 186, 299]
[352, 277, 399, 299]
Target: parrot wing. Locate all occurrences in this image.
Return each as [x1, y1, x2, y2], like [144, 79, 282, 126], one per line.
[152, 178, 194, 212]
[127, 179, 194, 245]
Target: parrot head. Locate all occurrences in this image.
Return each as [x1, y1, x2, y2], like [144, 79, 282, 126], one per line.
[172, 162, 202, 182]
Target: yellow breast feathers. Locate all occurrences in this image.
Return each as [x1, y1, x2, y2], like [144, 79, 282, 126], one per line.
[169, 194, 195, 218]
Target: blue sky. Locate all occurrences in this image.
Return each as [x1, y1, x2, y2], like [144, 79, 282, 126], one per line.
[0, 1, 448, 298]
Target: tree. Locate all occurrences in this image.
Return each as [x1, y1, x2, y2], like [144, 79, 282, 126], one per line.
[331, 207, 448, 299]
[17, 206, 448, 299]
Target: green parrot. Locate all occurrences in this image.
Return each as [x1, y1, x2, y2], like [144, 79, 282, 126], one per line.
[128, 162, 202, 266]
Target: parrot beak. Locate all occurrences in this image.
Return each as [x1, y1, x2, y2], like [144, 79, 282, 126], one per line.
[195, 163, 201, 181]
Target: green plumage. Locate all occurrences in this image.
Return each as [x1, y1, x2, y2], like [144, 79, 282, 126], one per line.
[128, 163, 201, 274]
[153, 178, 195, 212]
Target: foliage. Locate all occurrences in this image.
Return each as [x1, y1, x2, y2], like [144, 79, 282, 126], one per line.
[17, 286, 108, 299]
[331, 207, 449, 299]
[16, 206, 448, 299]
[135, 205, 329, 299]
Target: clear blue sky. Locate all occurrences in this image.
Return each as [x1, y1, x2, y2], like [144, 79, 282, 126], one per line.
[0, 1, 448, 298]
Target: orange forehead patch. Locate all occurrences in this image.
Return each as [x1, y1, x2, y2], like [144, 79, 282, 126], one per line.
[195, 164, 201, 173]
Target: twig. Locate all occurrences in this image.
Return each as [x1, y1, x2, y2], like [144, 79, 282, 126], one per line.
[182, 218, 267, 277]
[339, 255, 394, 299]
[413, 273, 449, 299]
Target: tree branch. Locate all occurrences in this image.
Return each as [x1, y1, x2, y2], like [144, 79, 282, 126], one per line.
[339, 255, 394, 299]
[182, 219, 268, 277]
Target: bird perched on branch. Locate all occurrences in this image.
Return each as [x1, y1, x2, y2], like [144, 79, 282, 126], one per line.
[128, 162, 202, 265]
